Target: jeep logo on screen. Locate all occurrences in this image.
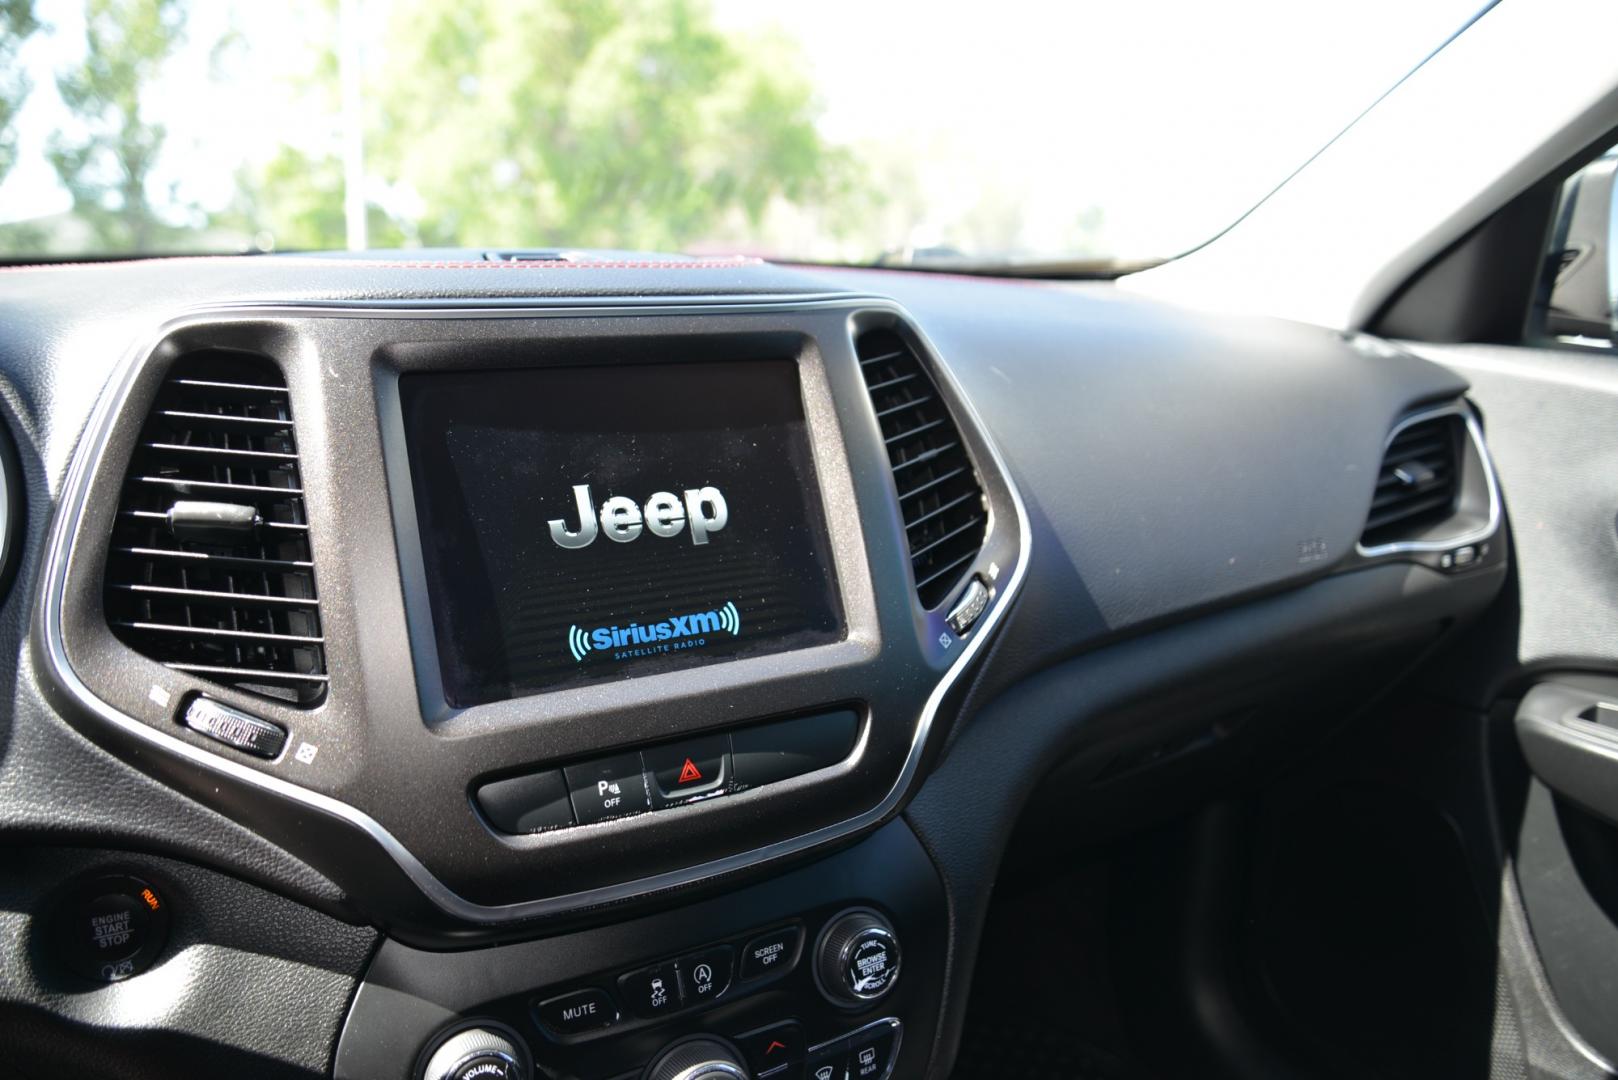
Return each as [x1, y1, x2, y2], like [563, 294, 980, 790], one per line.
[547, 484, 729, 548]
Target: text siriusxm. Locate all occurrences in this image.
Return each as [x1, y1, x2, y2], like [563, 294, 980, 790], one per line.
[567, 601, 741, 662]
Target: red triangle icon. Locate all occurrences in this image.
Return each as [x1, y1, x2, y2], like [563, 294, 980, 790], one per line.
[677, 758, 704, 784]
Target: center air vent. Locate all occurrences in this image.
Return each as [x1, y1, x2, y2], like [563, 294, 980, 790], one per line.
[103, 353, 326, 704]
[1361, 412, 1464, 549]
[857, 328, 987, 608]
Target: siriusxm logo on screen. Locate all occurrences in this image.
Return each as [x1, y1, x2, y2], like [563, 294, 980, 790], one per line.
[567, 601, 742, 663]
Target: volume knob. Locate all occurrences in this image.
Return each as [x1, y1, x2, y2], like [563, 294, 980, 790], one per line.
[815, 909, 901, 1007]
[422, 1026, 527, 1080]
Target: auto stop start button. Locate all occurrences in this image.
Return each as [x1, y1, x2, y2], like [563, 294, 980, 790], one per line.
[55, 873, 170, 983]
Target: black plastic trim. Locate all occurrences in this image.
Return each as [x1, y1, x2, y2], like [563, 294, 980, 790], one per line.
[35, 296, 1028, 938]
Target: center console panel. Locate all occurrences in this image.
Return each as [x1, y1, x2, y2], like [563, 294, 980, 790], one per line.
[335, 822, 944, 1080]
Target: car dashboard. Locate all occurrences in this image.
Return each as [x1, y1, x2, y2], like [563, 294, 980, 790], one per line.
[0, 252, 1507, 1080]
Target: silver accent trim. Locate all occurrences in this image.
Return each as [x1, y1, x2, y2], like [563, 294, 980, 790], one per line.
[1354, 401, 1502, 559]
[37, 294, 1031, 925]
[0, 426, 12, 591]
[668, 1062, 747, 1080]
[647, 1037, 751, 1080]
[422, 1027, 522, 1080]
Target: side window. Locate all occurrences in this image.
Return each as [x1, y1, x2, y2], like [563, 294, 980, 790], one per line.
[1539, 149, 1618, 345]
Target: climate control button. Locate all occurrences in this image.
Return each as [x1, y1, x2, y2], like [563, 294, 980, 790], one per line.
[735, 1021, 804, 1076]
[805, 1039, 849, 1080]
[846, 1020, 900, 1080]
[645, 1037, 748, 1080]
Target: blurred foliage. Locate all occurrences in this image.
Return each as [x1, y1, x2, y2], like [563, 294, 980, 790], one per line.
[0, 0, 40, 185]
[217, 147, 407, 252]
[47, 0, 188, 250]
[1, 0, 868, 256]
[237, 0, 860, 252]
[379, 0, 849, 248]
[0, 0, 41, 251]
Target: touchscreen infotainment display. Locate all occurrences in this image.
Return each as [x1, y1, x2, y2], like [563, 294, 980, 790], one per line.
[399, 360, 844, 706]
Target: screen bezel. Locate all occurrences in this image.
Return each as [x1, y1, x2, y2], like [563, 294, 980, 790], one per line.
[395, 356, 849, 707]
[376, 326, 879, 731]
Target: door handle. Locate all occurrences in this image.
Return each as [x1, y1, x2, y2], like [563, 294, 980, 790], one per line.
[1516, 677, 1618, 825]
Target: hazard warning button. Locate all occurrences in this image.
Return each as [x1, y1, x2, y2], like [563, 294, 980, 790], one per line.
[644, 733, 730, 808]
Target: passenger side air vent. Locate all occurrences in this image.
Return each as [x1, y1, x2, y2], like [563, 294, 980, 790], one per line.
[103, 353, 326, 704]
[857, 328, 987, 608]
[1361, 413, 1464, 548]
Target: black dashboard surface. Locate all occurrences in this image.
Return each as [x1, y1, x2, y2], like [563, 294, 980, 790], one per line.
[3, 252, 1464, 643]
[797, 267, 1467, 658]
[0, 256, 1466, 883]
[0, 253, 1503, 1078]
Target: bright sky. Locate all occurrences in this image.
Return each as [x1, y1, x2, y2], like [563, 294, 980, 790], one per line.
[0, 0, 1486, 259]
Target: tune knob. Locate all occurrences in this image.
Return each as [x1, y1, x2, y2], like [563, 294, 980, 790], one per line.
[645, 1037, 749, 1080]
[422, 1025, 527, 1080]
[815, 909, 902, 1007]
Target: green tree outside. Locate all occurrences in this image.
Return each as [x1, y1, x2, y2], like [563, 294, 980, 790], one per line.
[216, 147, 408, 253]
[0, 0, 40, 186]
[237, 0, 858, 252]
[47, 0, 187, 251]
[0, 0, 43, 251]
[4, 0, 866, 256]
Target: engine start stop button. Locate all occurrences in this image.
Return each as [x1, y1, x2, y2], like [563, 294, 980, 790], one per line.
[54, 873, 170, 983]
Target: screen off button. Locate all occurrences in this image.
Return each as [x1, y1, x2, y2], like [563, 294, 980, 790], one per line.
[738, 925, 803, 981]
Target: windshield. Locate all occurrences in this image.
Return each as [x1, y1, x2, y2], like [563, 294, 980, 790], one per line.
[0, 0, 1484, 267]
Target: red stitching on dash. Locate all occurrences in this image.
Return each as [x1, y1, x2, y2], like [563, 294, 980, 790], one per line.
[0, 254, 765, 274]
[779, 262, 1059, 289]
[362, 259, 762, 270]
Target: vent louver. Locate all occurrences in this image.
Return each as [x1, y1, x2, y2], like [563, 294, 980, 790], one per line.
[104, 352, 326, 704]
[857, 328, 987, 608]
[1361, 413, 1463, 548]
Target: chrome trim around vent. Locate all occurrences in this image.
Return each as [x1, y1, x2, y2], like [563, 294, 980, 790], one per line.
[37, 294, 1030, 925]
[1354, 401, 1502, 559]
